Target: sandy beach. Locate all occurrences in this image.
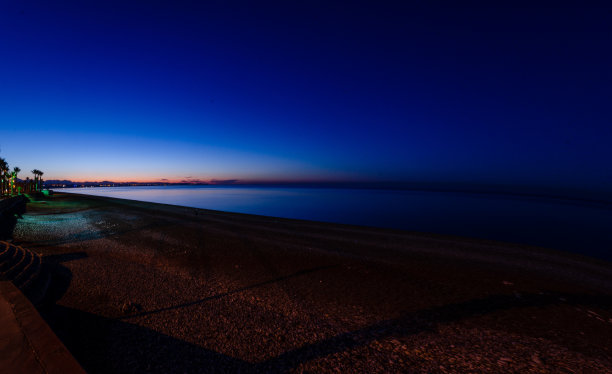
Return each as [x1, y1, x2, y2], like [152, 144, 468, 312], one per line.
[10, 192, 612, 373]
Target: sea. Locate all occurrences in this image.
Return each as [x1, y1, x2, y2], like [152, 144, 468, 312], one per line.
[56, 186, 612, 261]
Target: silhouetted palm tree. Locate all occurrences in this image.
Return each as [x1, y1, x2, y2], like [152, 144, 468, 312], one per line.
[31, 169, 45, 191]
[0, 158, 7, 196]
[3, 161, 10, 196]
[11, 167, 20, 195]
[38, 170, 44, 190]
[31, 169, 39, 192]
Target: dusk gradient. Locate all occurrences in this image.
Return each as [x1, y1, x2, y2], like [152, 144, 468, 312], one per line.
[1, 2, 611, 194]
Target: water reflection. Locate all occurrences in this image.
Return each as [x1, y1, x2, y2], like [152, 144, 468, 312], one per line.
[57, 186, 612, 260]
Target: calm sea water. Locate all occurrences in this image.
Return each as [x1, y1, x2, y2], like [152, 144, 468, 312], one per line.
[57, 186, 612, 260]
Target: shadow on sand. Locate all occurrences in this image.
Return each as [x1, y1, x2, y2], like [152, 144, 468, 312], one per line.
[43, 305, 253, 374]
[41, 267, 612, 373]
[0, 195, 28, 240]
[120, 265, 338, 320]
[41, 251, 89, 305]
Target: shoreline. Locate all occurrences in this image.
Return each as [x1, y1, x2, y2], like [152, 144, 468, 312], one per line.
[10, 192, 612, 373]
[52, 184, 612, 208]
[56, 189, 612, 263]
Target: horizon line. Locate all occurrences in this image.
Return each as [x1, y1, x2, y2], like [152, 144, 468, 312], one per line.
[43, 179, 612, 205]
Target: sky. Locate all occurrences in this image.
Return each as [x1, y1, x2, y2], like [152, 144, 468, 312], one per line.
[0, 1, 611, 193]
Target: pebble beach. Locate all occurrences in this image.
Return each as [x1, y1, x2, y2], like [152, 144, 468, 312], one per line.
[11, 192, 612, 373]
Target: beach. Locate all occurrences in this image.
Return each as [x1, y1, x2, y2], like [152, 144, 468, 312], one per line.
[11, 192, 612, 373]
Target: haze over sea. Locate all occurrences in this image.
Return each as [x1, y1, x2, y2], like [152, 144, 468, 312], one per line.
[57, 186, 612, 261]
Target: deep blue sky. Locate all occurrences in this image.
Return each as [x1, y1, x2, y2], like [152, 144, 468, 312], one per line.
[0, 2, 610, 193]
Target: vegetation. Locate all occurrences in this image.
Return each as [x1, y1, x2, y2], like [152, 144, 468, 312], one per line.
[11, 167, 21, 195]
[31, 169, 44, 192]
[0, 157, 7, 196]
[0, 154, 44, 197]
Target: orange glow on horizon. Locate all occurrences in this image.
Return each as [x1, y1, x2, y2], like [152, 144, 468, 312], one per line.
[44, 174, 363, 186]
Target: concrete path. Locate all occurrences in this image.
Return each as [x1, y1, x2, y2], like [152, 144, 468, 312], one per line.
[0, 281, 85, 374]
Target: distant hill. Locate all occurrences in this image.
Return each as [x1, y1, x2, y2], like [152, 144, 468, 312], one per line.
[43, 180, 219, 187]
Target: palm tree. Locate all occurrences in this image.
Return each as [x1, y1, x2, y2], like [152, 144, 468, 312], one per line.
[31, 169, 39, 192]
[11, 167, 20, 195]
[0, 158, 6, 196]
[31, 169, 44, 191]
[38, 170, 44, 190]
[2, 160, 10, 196]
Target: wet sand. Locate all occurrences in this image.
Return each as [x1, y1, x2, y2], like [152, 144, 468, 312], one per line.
[11, 192, 612, 373]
